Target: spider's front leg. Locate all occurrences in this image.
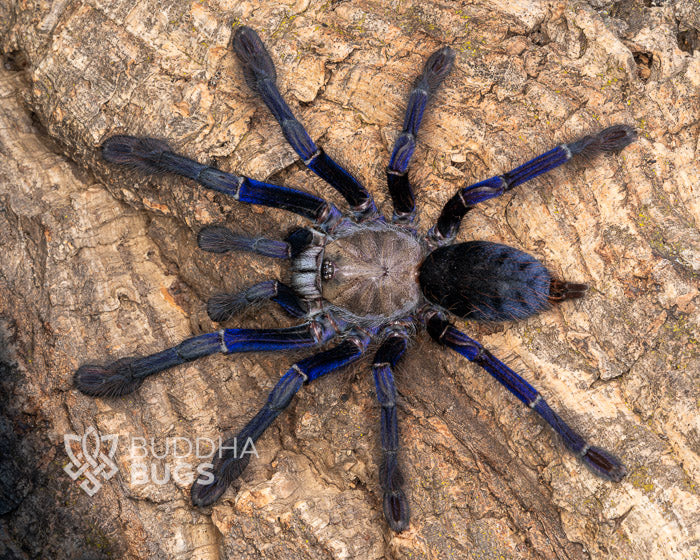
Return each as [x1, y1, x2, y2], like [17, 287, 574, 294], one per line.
[425, 312, 626, 482]
[74, 319, 334, 397]
[101, 136, 342, 231]
[191, 331, 370, 506]
[428, 125, 637, 243]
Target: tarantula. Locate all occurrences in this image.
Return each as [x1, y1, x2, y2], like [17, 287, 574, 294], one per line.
[75, 26, 635, 532]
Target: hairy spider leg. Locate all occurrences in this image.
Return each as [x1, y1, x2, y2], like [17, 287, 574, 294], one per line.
[191, 333, 370, 506]
[372, 331, 410, 532]
[197, 224, 290, 259]
[426, 314, 626, 482]
[206, 280, 307, 323]
[74, 321, 335, 398]
[388, 46, 455, 224]
[101, 136, 341, 231]
[232, 26, 377, 219]
[429, 124, 637, 242]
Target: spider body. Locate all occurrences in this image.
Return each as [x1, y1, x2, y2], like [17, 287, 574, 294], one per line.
[77, 26, 636, 532]
[298, 220, 426, 324]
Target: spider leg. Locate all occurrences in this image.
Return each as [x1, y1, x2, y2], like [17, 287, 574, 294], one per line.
[428, 125, 637, 243]
[102, 136, 341, 231]
[191, 332, 370, 506]
[197, 225, 290, 259]
[232, 26, 376, 219]
[206, 280, 307, 323]
[372, 330, 411, 532]
[425, 312, 626, 482]
[74, 320, 334, 398]
[388, 46, 455, 224]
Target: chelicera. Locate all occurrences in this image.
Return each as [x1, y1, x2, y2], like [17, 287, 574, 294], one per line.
[76, 26, 635, 532]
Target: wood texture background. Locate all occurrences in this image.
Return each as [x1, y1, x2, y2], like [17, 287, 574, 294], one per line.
[1, 0, 698, 558]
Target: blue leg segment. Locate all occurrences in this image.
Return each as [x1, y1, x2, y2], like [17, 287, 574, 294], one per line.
[197, 225, 290, 259]
[388, 46, 455, 223]
[207, 280, 307, 323]
[425, 313, 626, 482]
[191, 332, 370, 506]
[429, 125, 637, 242]
[372, 330, 410, 532]
[231, 26, 376, 218]
[74, 322, 333, 398]
[102, 136, 341, 229]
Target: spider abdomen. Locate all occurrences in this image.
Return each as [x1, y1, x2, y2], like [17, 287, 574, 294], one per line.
[321, 224, 426, 320]
[419, 241, 552, 322]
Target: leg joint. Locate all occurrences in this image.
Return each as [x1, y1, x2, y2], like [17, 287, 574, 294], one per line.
[291, 364, 308, 383]
[303, 148, 322, 166]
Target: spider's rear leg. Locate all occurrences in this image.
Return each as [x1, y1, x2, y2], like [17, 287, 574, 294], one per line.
[549, 279, 588, 303]
[372, 328, 411, 532]
[388, 46, 455, 224]
[429, 125, 637, 243]
[191, 332, 370, 507]
[425, 312, 627, 482]
[74, 321, 333, 397]
[231, 26, 376, 219]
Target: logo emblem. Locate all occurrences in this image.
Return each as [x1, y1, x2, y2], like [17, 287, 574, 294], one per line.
[63, 427, 118, 496]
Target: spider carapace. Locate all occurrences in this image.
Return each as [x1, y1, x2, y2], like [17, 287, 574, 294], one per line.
[76, 26, 635, 532]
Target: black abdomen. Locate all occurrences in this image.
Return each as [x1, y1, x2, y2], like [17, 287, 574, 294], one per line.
[419, 241, 551, 322]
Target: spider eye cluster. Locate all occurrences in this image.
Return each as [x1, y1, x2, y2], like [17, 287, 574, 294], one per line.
[321, 259, 335, 281]
[419, 241, 552, 322]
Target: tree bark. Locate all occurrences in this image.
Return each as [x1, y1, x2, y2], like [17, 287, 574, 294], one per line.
[1, 1, 698, 559]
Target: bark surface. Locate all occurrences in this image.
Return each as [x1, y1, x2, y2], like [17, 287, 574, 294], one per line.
[1, 1, 698, 559]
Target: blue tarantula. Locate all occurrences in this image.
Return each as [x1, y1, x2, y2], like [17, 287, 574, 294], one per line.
[75, 26, 635, 532]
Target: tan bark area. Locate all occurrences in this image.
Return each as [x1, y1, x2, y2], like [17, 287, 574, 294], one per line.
[1, 0, 698, 559]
